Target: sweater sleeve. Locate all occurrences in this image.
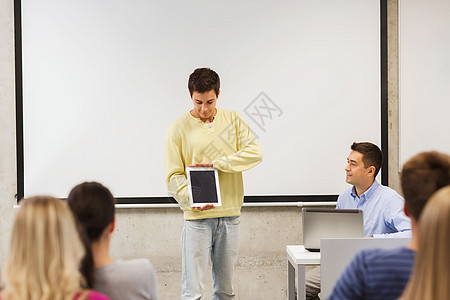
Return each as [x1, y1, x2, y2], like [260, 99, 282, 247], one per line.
[212, 113, 263, 173]
[164, 124, 190, 209]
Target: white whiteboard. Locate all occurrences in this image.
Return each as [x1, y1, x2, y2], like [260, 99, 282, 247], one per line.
[20, 0, 381, 199]
[399, 0, 450, 167]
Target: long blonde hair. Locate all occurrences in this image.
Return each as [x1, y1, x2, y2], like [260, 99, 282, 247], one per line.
[2, 196, 85, 300]
[400, 186, 450, 300]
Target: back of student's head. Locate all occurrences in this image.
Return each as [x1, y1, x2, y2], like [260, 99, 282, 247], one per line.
[350, 142, 382, 178]
[3, 196, 85, 300]
[400, 151, 450, 220]
[400, 185, 450, 300]
[67, 182, 115, 241]
[67, 182, 116, 288]
[188, 67, 220, 97]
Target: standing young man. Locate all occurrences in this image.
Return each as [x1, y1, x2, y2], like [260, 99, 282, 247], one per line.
[164, 68, 263, 300]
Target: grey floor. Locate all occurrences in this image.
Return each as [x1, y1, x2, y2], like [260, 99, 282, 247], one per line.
[157, 264, 287, 299]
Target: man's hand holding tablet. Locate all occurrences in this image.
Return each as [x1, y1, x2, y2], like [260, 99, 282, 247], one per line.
[189, 162, 213, 168]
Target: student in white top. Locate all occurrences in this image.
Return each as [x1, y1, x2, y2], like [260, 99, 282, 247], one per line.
[67, 182, 159, 300]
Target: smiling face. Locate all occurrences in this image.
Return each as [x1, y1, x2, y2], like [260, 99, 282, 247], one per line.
[190, 89, 219, 123]
[345, 150, 375, 187]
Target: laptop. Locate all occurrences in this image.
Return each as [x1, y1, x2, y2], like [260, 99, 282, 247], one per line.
[302, 208, 364, 251]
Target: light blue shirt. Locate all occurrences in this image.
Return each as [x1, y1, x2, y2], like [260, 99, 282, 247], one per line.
[336, 181, 411, 238]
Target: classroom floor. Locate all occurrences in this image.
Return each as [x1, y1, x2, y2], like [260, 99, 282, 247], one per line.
[157, 264, 286, 299]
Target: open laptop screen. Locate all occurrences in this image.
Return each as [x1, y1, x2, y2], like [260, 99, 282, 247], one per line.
[302, 208, 364, 251]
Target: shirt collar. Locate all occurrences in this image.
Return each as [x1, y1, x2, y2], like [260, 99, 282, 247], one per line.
[350, 180, 380, 201]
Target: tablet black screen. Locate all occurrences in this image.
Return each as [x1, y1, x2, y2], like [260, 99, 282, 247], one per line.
[189, 170, 218, 204]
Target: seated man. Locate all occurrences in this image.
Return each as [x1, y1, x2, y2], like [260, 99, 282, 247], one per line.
[306, 142, 411, 300]
[337, 142, 411, 237]
[328, 151, 450, 300]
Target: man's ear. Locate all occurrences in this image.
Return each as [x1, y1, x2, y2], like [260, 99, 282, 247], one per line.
[367, 165, 376, 177]
[216, 89, 220, 98]
[109, 216, 116, 233]
[403, 202, 410, 217]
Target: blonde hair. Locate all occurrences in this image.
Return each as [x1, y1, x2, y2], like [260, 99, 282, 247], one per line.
[400, 186, 450, 300]
[2, 196, 85, 300]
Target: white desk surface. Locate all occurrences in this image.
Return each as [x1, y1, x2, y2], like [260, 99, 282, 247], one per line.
[286, 245, 321, 266]
[286, 245, 321, 300]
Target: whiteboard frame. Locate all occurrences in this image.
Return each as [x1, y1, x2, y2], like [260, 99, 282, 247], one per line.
[13, 0, 389, 204]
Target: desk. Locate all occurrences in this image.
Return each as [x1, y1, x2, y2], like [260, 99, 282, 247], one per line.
[286, 245, 321, 300]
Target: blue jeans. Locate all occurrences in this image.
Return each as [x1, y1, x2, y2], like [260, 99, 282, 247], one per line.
[182, 217, 241, 300]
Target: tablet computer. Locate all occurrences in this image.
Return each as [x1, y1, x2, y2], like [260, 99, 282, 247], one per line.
[186, 167, 222, 207]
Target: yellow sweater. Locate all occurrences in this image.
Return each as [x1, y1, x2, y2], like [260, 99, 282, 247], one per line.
[164, 108, 263, 220]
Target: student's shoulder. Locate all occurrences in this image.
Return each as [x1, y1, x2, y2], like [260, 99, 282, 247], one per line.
[357, 247, 414, 267]
[118, 258, 156, 277]
[352, 248, 388, 265]
[368, 246, 413, 258]
[123, 257, 154, 268]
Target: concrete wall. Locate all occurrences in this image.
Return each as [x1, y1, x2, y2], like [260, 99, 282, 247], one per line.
[111, 206, 311, 299]
[0, 0, 401, 299]
[0, 0, 17, 268]
[387, 0, 401, 192]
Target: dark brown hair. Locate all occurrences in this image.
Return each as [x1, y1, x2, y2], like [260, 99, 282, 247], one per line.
[400, 151, 450, 220]
[188, 68, 220, 97]
[351, 142, 382, 177]
[67, 182, 116, 288]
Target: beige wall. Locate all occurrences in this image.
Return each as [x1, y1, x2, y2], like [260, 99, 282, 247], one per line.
[0, 0, 401, 298]
[387, 0, 401, 192]
[0, 0, 17, 267]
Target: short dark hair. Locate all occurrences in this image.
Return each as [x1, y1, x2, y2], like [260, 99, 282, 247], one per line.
[188, 68, 220, 97]
[351, 142, 382, 177]
[67, 182, 116, 288]
[400, 151, 450, 220]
